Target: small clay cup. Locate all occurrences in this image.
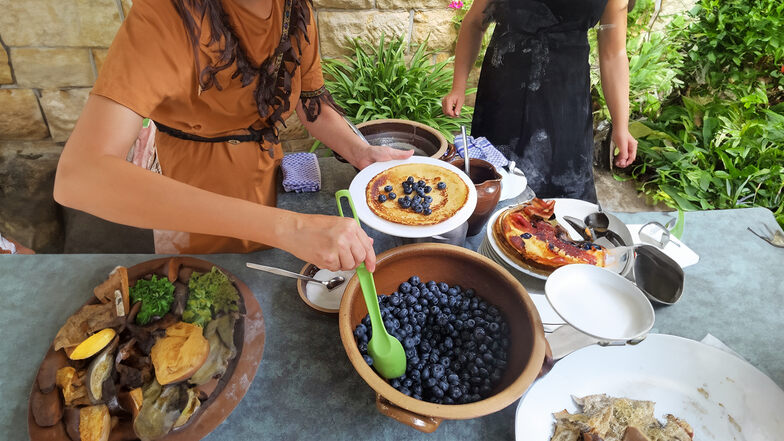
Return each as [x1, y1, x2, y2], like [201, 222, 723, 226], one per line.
[450, 158, 502, 236]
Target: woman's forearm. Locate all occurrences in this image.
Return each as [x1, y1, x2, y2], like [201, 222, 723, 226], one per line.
[452, 0, 491, 93]
[297, 102, 366, 163]
[54, 96, 296, 250]
[599, 52, 631, 131]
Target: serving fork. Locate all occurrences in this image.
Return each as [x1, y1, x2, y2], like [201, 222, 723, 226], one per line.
[748, 224, 784, 248]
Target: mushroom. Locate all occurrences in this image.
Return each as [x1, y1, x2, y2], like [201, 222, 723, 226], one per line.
[37, 348, 70, 394]
[86, 337, 119, 403]
[31, 385, 63, 427]
[188, 314, 236, 386]
[133, 382, 188, 441]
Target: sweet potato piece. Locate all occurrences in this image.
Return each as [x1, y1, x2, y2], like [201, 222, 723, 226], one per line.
[79, 404, 111, 441]
[56, 367, 90, 406]
[31, 386, 63, 427]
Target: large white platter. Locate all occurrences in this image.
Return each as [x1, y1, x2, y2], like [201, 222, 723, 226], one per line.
[515, 334, 784, 441]
[484, 199, 632, 280]
[347, 157, 477, 238]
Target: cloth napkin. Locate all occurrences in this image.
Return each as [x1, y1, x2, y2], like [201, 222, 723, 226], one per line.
[453, 135, 509, 170]
[281, 153, 321, 193]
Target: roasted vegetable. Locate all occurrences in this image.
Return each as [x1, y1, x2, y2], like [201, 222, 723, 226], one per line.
[182, 267, 239, 327]
[31, 385, 63, 427]
[79, 404, 111, 441]
[93, 266, 130, 316]
[57, 366, 90, 406]
[150, 322, 209, 385]
[130, 275, 175, 325]
[71, 328, 116, 360]
[37, 349, 69, 394]
[173, 387, 201, 428]
[86, 337, 118, 403]
[189, 314, 237, 386]
[54, 302, 121, 351]
[134, 381, 188, 441]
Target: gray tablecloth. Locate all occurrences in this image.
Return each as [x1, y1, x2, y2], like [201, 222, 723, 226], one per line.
[3, 158, 783, 440]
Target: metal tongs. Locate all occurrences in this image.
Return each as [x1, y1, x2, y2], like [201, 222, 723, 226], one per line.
[748, 224, 784, 248]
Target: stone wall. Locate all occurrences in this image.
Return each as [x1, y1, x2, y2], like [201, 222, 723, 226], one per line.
[0, 0, 462, 251]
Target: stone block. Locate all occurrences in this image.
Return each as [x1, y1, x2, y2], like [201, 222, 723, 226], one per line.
[413, 10, 458, 51]
[377, 0, 445, 9]
[282, 137, 317, 152]
[279, 112, 309, 141]
[121, 0, 133, 18]
[314, 0, 372, 8]
[91, 49, 109, 75]
[318, 11, 410, 58]
[0, 0, 122, 47]
[0, 45, 12, 84]
[0, 141, 64, 252]
[39, 88, 91, 142]
[0, 89, 49, 140]
[11, 48, 95, 88]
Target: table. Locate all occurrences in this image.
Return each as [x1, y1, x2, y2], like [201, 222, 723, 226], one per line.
[3, 158, 783, 440]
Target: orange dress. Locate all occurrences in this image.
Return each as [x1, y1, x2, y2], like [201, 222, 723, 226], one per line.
[92, 0, 329, 254]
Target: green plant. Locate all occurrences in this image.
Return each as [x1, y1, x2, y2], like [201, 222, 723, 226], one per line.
[590, 0, 685, 120]
[321, 35, 476, 144]
[679, 0, 784, 101]
[629, 98, 784, 225]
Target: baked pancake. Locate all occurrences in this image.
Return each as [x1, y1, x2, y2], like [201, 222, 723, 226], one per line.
[366, 163, 469, 226]
[493, 198, 606, 272]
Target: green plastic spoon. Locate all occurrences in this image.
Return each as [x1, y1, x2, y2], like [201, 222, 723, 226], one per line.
[336, 189, 406, 379]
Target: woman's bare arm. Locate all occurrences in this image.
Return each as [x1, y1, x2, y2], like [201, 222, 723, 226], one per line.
[442, 0, 491, 117]
[295, 102, 412, 169]
[598, 0, 638, 168]
[54, 95, 376, 271]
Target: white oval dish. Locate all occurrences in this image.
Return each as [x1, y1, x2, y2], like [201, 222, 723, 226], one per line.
[544, 264, 654, 342]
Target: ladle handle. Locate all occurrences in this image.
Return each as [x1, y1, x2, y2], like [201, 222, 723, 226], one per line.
[546, 324, 600, 360]
[376, 394, 442, 433]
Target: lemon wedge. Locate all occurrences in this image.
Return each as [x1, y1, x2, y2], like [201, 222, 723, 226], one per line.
[69, 328, 116, 360]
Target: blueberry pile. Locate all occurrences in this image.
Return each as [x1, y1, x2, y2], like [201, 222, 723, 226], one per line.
[353, 276, 509, 405]
[377, 176, 446, 217]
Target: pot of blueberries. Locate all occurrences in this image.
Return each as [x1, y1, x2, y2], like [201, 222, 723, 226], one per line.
[338, 243, 551, 433]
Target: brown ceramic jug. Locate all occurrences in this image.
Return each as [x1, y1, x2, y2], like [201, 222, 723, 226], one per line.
[450, 158, 502, 236]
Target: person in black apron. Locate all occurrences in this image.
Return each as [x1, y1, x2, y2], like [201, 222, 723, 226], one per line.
[443, 0, 637, 202]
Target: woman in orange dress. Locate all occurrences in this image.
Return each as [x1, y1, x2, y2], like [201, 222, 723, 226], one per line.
[54, 0, 412, 271]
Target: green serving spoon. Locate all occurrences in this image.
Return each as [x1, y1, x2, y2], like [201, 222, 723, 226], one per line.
[336, 189, 406, 379]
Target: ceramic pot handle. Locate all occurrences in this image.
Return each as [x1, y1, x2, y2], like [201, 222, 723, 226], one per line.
[375, 394, 442, 433]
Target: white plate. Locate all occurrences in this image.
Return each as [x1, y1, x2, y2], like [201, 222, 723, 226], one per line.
[347, 157, 477, 238]
[515, 334, 784, 441]
[545, 265, 654, 341]
[498, 167, 528, 201]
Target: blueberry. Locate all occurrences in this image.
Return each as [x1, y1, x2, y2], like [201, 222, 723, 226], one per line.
[409, 275, 420, 285]
[432, 364, 445, 379]
[423, 196, 432, 204]
[521, 232, 532, 239]
[384, 184, 393, 192]
[416, 188, 426, 197]
[400, 199, 411, 208]
[437, 182, 446, 190]
[423, 208, 432, 216]
[417, 180, 426, 187]
[466, 318, 476, 328]
[424, 185, 432, 193]
[407, 176, 415, 184]
[388, 192, 397, 200]
[488, 322, 500, 333]
[404, 337, 416, 349]
[390, 295, 402, 306]
[399, 282, 412, 293]
[438, 282, 449, 292]
[413, 204, 424, 213]
[548, 243, 555, 250]
[425, 377, 437, 388]
[358, 342, 368, 353]
[378, 194, 387, 202]
[391, 379, 401, 389]
[412, 195, 422, 204]
[404, 186, 413, 195]
[363, 355, 374, 366]
[447, 373, 460, 384]
[447, 287, 459, 296]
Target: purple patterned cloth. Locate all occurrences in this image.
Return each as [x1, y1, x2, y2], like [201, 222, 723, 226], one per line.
[282, 153, 321, 193]
[453, 135, 509, 170]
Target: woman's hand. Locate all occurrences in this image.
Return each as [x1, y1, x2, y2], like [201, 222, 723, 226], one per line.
[442, 88, 466, 117]
[351, 144, 414, 170]
[612, 128, 638, 168]
[284, 214, 377, 272]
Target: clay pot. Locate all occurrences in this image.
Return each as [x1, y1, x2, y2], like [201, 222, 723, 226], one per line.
[338, 244, 549, 433]
[450, 158, 502, 237]
[334, 119, 450, 167]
